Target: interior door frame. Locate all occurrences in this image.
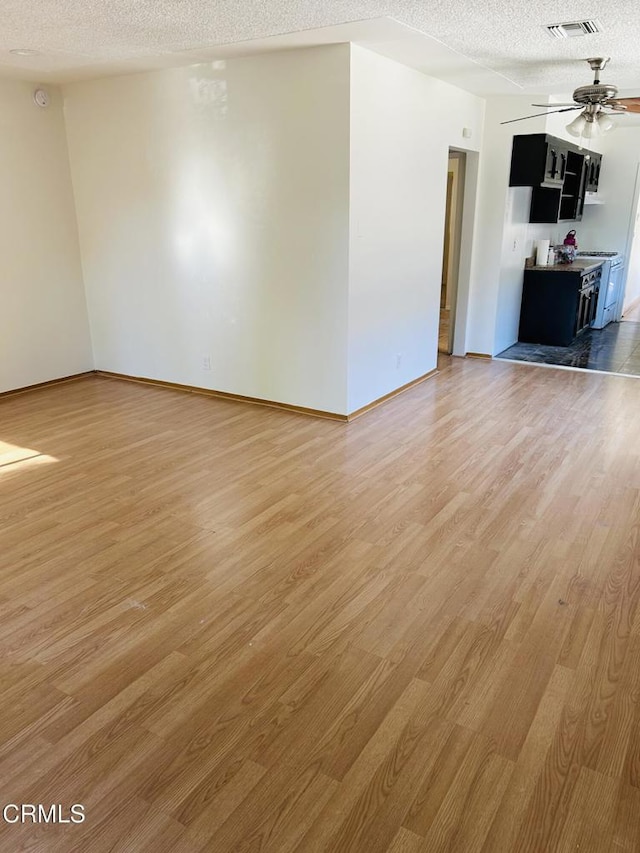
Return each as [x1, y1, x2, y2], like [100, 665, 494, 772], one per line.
[449, 148, 479, 357]
[622, 160, 640, 312]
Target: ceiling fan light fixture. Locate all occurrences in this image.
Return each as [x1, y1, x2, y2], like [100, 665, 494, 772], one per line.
[566, 113, 587, 137]
[582, 116, 601, 139]
[597, 112, 614, 132]
[566, 108, 615, 139]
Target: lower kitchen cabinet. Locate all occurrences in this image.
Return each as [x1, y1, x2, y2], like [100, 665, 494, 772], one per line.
[518, 265, 602, 346]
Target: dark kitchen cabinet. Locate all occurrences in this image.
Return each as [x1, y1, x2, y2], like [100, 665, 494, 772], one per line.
[519, 265, 603, 346]
[585, 152, 602, 192]
[509, 134, 602, 223]
[529, 187, 562, 224]
[509, 134, 567, 188]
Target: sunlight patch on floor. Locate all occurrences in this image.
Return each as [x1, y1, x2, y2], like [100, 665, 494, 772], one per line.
[0, 441, 58, 474]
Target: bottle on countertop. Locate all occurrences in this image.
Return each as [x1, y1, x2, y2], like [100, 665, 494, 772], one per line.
[563, 230, 577, 264]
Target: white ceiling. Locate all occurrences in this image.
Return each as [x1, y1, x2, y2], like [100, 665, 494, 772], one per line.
[1, 0, 640, 96]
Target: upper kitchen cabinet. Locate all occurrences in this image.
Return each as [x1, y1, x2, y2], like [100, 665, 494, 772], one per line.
[509, 134, 568, 188]
[508, 133, 602, 223]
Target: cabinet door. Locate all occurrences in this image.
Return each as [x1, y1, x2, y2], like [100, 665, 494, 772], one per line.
[576, 285, 597, 334]
[509, 135, 547, 186]
[593, 157, 601, 190]
[576, 158, 588, 218]
[530, 187, 561, 223]
[586, 153, 602, 192]
[544, 145, 565, 186]
[559, 150, 568, 182]
[519, 271, 581, 345]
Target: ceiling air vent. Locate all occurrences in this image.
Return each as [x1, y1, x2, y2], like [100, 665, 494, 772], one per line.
[546, 20, 603, 38]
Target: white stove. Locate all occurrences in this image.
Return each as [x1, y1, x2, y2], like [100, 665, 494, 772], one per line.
[576, 252, 625, 328]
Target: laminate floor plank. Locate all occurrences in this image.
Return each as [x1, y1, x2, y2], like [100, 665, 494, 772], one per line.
[613, 783, 640, 851]
[479, 663, 575, 853]
[2, 360, 640, 850]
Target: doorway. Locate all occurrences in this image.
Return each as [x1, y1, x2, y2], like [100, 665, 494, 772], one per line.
[438, 151, 466, 354]
[621, 161, 640, 321]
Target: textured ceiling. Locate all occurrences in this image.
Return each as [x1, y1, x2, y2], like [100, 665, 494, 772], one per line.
[1, 0, 640, 94]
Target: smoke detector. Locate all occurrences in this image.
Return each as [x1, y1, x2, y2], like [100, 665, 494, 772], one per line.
[33, 88, 50, 108]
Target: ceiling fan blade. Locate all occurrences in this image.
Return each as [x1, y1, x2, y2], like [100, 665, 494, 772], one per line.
[500, 107, 581, 126]
[530, 103, 577, 108]
[609, 97, 640, 113]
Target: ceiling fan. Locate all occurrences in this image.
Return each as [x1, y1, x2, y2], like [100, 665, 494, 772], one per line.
[501, 57, 640, 138]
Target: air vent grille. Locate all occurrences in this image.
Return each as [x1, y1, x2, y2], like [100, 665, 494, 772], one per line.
[546, 20, 603, 38]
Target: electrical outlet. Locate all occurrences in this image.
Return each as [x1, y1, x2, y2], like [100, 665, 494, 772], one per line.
[202, 355, 212, 371]
[396, 353, 402, 369]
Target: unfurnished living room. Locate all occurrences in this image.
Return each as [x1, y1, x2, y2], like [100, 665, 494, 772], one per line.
[2, 1, 640, 851]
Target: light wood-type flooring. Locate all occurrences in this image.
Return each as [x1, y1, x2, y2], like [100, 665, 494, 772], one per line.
[2, 358, 640, 852]
[623, 301, 640, 323]
[438, 309, 450, 354]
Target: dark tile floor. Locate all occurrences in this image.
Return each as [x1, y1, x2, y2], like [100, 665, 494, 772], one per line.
[496, 321, 640, 376]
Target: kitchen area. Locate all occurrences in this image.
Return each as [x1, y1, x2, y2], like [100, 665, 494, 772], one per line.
[496, 131, 639, 375]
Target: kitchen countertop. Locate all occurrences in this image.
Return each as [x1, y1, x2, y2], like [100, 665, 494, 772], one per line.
[527, 259, 604, 273]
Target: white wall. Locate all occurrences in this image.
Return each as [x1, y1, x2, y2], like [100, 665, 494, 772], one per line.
[347, 45, 483, 412]
[577, 125, 640, 308]
[584, 124, 640, 254]
[4, 50, 633, 407]
[466, 96, 547, 355]
[0, 80, 92, 393]
[64, 43, 486, 416]
[625, 181, 640, 311]
[468, 96, 596, 356]
[64, 46, 351, 414]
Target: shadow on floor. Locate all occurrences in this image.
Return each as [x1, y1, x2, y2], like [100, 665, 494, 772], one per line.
[496, 321, 640, 377]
